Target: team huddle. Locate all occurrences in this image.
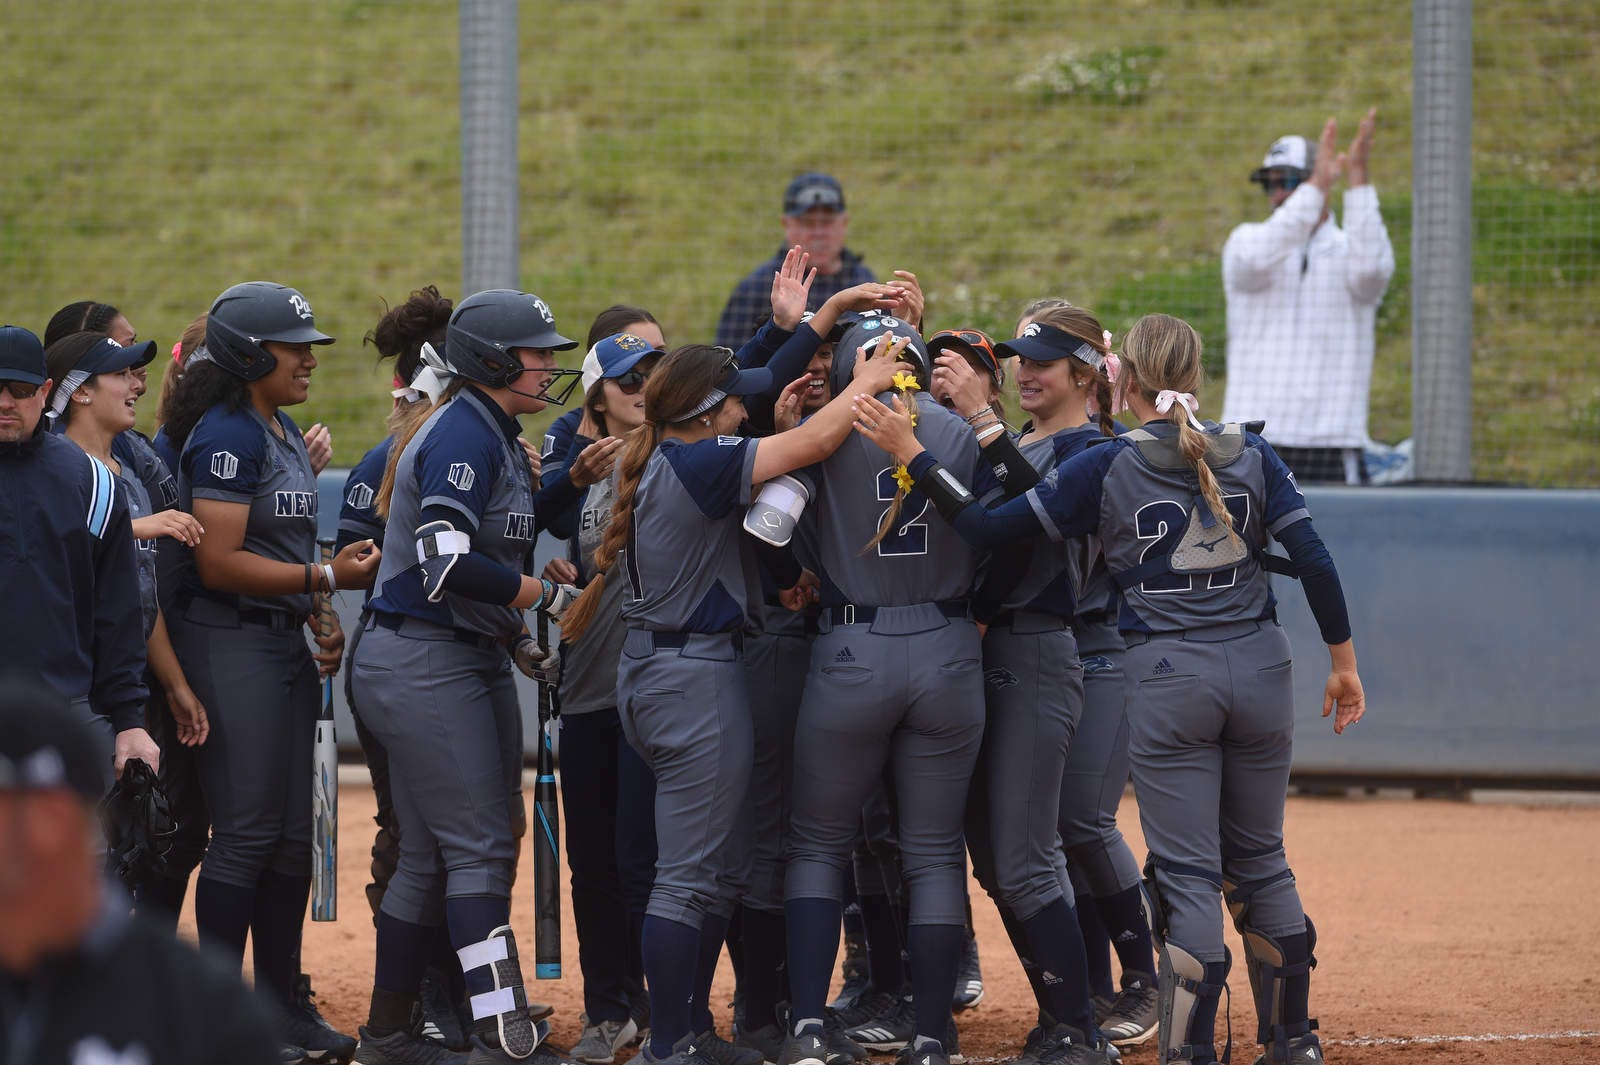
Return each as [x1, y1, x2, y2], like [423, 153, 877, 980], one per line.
[0, 230, 1365, 1065]
[1, 124, 1383, 1065]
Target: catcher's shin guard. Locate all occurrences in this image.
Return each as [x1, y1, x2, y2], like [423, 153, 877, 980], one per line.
[459, 925, 540, 1058]
[1224, 877, 1318, 1064]
[1156, 940, 1230, 1064]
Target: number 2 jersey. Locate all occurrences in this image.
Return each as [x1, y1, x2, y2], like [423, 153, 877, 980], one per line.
[793, 392, 1001, 609]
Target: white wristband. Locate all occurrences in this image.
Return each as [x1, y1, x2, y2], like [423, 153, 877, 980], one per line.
[322, 564, 337, 592]
[975, 422, 1006, 443]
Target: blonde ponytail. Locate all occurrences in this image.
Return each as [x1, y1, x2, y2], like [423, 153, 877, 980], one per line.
[1123, 313, 1236, 541]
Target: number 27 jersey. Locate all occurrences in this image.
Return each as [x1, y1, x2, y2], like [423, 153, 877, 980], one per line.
[1028, 422, 1310, 634]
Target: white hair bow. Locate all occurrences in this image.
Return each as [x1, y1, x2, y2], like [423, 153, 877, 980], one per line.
[1155, 389, 1206, 431]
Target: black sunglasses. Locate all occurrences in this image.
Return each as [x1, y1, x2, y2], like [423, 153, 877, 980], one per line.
[0, 380, 41, 400]
[613, 369, 648, 395]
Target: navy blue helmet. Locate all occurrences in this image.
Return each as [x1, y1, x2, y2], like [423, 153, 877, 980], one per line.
[204, 282, 334, 382]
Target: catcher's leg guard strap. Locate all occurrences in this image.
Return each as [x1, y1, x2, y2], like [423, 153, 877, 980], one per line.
[1156, 939, 1231, 1064]
[458, 924, 539, 1058]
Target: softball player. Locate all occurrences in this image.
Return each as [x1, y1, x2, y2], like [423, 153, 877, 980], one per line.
[45, 331, 209, 752]
[853, 312, 1366, 1065]
[541, 305, 667, 1057]
[558, 340, 909, 1065]
[539, 330, 668, 1065]
[349, 288, 588, 1065]
[990, 302, 1159, 1050]
[162, 282, 380, 1064]
[774, 316, 1002, 1065]
[913, 322, 1116, 1065]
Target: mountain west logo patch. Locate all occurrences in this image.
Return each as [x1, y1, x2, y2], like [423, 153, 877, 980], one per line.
[346, 481, 374, 511]
[447, 463, 476, 491]
[209, 451, 239, 480]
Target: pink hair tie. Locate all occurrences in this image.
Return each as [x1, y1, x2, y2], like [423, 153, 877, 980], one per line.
[171, 340, 184, 365]
[1155, 390, 1206, 430]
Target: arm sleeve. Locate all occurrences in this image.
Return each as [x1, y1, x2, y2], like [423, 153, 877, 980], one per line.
[980, 433, 1042, 498]
[1222, 184, 1326, 294]
[754, 540, 803, 592]
[749, 322, 821, 398]
[532, 461, 579, 521]
[418, 502, 524, 605]
[1340, 184, 1396, 305]
[736, 319, 799, 371]
[1274, 516, 1351, 645]
[905, 451, 1049, 548]
[91, 492, 149, 732]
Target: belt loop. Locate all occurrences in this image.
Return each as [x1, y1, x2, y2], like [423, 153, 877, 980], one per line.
[842, 604, 855, 627]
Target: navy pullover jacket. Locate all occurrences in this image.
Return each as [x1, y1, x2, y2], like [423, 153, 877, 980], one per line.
[0, 425, 147, 732]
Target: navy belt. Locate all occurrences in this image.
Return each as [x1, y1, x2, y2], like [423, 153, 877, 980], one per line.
[821, 599, 969, 627]
[643, 629, 744, 652]
[372, 610, 502, 651]
[988, 609, 1070, 631]
[177, 591, 301, 632]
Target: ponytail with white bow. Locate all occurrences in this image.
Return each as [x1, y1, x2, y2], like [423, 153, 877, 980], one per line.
[1121, 314, 1239, 544]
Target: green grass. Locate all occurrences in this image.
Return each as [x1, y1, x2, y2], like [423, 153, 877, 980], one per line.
[2, 0, 1596, 484]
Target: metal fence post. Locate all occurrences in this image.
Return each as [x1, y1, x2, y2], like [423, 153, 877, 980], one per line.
[460, 0, 520, 296]
[1411, 0, 1474, 481]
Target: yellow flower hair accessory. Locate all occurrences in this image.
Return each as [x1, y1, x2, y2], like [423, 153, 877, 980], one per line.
[892, 465, 916, 493]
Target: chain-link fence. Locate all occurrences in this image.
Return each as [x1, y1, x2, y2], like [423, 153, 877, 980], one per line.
[2, 1, 1594, 484]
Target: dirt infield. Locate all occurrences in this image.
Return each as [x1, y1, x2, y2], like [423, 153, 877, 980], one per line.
[182, 777, 1600, 1063]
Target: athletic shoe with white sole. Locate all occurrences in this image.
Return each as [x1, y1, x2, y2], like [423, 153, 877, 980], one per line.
[822, 1011, 870, 1065]
[844, 993, 913, 1052]
[1097, 973, 1157, 1048]
[572, 1016, 640, 1065]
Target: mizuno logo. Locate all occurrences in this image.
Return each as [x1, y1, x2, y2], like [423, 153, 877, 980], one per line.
[1195, 535, 1228, 551]
[835, 646, 856, 663]
[1153, 657, 1176, 676]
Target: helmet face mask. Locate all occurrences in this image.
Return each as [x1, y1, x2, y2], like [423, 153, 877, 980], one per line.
[205, 281, 333, 382]
[445, 290, 578, 398]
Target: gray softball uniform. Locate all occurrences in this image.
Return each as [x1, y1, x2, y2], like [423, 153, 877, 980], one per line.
[353, 386, 539, 924]
[173, 405, 321, 887]
[937, 423, 1325, 962]
[965, 430, 1087, 922]
[785, 393, 998, 928]
[616, 434, 760, 928]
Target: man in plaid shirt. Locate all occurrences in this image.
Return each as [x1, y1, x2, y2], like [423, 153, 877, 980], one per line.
[714, 172, 877, 350]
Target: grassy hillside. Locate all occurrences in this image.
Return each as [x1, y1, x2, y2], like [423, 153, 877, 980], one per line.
[2, 0, 1595, 484]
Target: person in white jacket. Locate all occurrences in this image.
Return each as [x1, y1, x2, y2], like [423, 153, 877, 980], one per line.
[1222, 110, 1395, 484]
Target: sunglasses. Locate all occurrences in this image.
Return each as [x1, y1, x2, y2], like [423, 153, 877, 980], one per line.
[612, 369, 648, 395]
[1259, 174, 1304, 194]
[0, 380, 41, 400]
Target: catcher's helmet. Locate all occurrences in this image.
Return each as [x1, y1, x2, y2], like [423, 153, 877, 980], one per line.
[445, 290, 581, 402]
[205, 281, 334, 382]
[830, 312, 930, 398]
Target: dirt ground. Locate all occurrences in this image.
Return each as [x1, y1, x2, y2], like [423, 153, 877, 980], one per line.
[182, 777, 1600, 1064]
